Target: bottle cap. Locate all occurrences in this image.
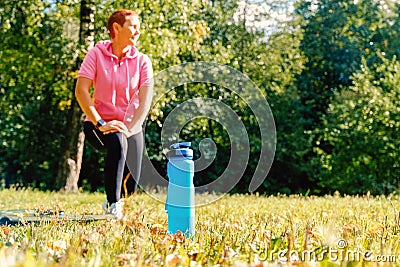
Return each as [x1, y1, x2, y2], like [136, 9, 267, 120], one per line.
[168, 142, 193, 159]
[170, 142, 191, 149]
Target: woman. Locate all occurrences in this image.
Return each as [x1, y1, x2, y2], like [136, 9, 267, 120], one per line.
[75, 9, 153, 220]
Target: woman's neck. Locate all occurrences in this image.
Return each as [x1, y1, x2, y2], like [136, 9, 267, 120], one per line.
[111, 41, 130, 60]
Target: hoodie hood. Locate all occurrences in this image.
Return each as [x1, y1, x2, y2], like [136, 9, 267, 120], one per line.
[95, 40, 139, 59]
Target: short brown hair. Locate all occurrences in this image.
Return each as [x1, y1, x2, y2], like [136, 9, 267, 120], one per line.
[108, 9, 139, 39]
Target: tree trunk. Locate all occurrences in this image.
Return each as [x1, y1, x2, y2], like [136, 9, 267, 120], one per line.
[56, 0, 95, 192]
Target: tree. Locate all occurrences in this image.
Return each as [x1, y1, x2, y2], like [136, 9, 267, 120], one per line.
[293, 0, 398, 192]
[296, 0, 388, 130]
[0, 0, 78, 189]
[56, 0, 95, 191]
[315, 56, 400, 194]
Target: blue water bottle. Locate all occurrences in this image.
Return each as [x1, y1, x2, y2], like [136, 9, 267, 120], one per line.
[166, 142, 195, 236]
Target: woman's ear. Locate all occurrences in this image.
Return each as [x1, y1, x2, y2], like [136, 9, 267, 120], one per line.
[112, 22, 121, 37]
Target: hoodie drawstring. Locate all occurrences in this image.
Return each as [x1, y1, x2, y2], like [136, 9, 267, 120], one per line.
[112, 57, 117, 106]
[126, 60, 130, 101]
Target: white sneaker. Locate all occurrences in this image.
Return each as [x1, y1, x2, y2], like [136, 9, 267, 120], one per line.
[110, 199, 125, 220]
[102, 199, 109, 213]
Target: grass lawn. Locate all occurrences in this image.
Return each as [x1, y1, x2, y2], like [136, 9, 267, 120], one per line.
[0, 188, 400, 266]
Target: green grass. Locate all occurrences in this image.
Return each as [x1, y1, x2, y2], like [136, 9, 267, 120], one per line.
[1, 188, 400, 266]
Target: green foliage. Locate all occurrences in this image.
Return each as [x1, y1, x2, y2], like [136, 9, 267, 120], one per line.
[292, 0, 400, 194]
[253, 22, 309, 194]
[295, 0, 390, 128]
[314, 56, 400, 194]
[0, 0, 79, 188]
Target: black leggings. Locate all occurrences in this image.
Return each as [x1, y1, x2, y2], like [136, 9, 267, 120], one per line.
[83, 121, 144, 204]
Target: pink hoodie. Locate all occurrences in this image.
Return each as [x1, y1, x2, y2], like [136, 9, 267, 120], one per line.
[78, 40, 153, 123]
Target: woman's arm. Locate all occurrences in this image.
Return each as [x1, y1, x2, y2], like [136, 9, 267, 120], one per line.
[75, 77, 127, 134]
[75, 77, 102, 124]
[126, 84, 153, 135]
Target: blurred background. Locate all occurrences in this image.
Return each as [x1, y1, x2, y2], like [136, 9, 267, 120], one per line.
[0, 0, 399, 195]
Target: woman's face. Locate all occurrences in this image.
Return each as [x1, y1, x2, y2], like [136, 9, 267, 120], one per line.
[117, 15, 141, 46]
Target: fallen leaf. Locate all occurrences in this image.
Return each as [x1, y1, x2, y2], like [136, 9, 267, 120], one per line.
[1, 225, 10, 236]
[166, 253, 182, 267]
